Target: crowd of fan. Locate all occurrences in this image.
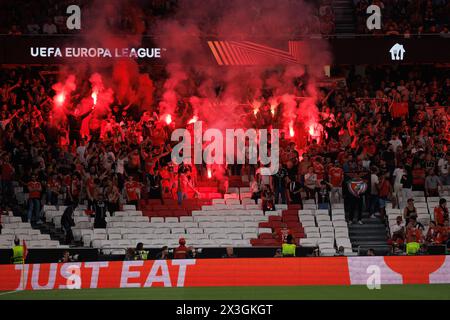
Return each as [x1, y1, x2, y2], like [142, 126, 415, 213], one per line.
[0, 0, 335, 36]
[354, 0, 450, 35]
[0, 64, 449, 253]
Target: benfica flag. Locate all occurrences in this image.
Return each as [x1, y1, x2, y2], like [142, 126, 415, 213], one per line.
[391, 102, 409, 118]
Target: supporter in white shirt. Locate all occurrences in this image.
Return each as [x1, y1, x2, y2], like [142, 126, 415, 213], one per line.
[389, 134, 403, 152]
[393, 164, 405, 208]
[438, 154, 449, 185]
[43, 19, 58, 34]
[391, 216, 405, 234]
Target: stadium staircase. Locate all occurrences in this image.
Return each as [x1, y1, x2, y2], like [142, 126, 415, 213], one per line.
[332, 0, 356, 34]
[348, 217, 389, 254]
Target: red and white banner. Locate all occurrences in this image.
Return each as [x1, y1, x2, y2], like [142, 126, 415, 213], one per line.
[0, 256, 449, 291]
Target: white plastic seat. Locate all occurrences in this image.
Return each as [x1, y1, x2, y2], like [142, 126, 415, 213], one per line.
[318, 220, 333, 227]
[243, 221, 258, 228]
[225, 216, 240, 222]
[181, 222, 198, 228]
[258, 227, 272, 234]
[92, 233, 107, 240]
[320, 232, 335, 239]
[299, 215, 315, 222]
[225, 199, 241, 205]
[253, 216, 268, 222]
[333, 221, 348, 228]
[304, 226, 319, 234]
[303, 204, 317, 210]
[179, 216, 194, 222]
[171, 227, 186, 234]
[232, 240, 250, 247]
[187, 228, 204, 234]
[415, 202, 428, 208]
[212, 199, 226, 204]
[153, 228, 170, 234]
[332, 215, 346, 222]
[244, 204, 261, 210]
[319, 226, 334, 233]
[315, 210, 329, 216]
[300, 238, 318, 246]
[242, 233, 257, 240]
[227, 222, 243, 228]
[165, 217, 179, 223]
[417, 214, 430, 225]
[108, 233, 122, 240]
[300, 220, 316, 227]
[150, 217, 164, 223]
[224, 193, 239, 200]
[298, 210, 314, 216]
[123, 205, 136, 211]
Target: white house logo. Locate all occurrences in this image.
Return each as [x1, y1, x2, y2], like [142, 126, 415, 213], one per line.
[389, 43, 405, 61]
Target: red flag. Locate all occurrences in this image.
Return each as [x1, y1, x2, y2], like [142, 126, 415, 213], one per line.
[391, 102, 409, 118]
[23, 240, 28, 261]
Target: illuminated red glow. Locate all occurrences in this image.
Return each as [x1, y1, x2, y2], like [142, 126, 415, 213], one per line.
[91, 90, 98, 105]
[55, 93, 65, 106]
[289, 121, 295, 137]
[207, 168, 212, 179]
[188, 115, 198, 124]
[165, 114, 172, 125]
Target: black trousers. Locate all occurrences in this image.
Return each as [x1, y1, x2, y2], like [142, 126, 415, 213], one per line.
[348, 196, 363, 222]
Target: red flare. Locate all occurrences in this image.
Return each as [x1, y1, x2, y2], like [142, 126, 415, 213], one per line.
[165, 114, 172, 125]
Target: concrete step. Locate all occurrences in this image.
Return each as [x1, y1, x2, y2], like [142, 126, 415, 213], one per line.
[351, 235, 388, 242]
[349, 229, 387, 236]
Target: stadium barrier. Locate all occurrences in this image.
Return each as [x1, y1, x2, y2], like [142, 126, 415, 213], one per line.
[0, 256, 449, 291]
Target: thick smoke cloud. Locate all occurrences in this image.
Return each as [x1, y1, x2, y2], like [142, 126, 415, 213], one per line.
[155, 0, 331, 148]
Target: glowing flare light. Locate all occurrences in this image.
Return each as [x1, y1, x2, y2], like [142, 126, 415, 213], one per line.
[55, 93, 65, 107]
[289, 121, 295, 137]
[165, 114, 172, 125]
[91, 90, 98, 106]
[207, 168, 212, 179]
[188, 116, 198, 124]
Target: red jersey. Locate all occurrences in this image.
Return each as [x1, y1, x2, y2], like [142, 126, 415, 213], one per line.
[412, 168, 425, 186]
[406, 228, 423, 243]
[27, 181, 42, 199]
[71, 178, 81, 197]
[434, 206, 449, 226]
[329, 166, 344, 187]
[1, 163, 14, 181]
[63, 175, 71, 187]
[313, 161, 325, 180]
[47, 178, 60, 193]
[327, 140, 340, 153]
[129, 154, 141, 168]
[86, 177, 96, 197]
[277, 228, 292, 243]
[144, 156, 156, 174]
[435, 226, 449, 244]
[125, 181, 141, 201]
[173, 245, 189, 259]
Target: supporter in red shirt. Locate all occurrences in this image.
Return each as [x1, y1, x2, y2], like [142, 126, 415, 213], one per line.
[0, 155, 14, 199]
[412, 164, 426, 190]
[406, 221, 424, 243]
[27, 175, 42, 224]
[328, 162, 344, 203]
[173, 238, 192, 259]
[124, 175, 142, 207]
[435, 220, 449, 245]
[434, 199, 448, 226]
[69, 174, 81, 204]
[312, 157, 325, 181]
[46, 174, 60, 205]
